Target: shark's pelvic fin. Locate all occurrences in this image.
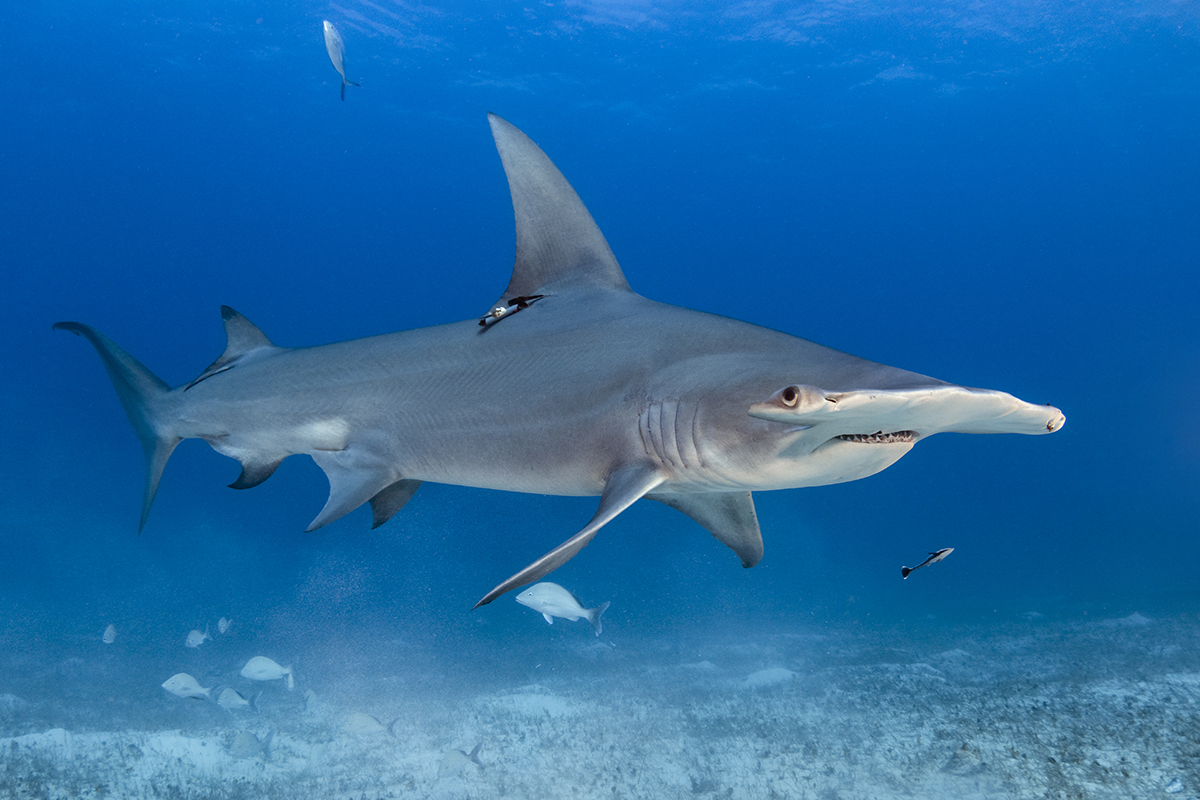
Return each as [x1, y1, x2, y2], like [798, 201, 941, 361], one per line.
[649, 491, 764, 568]
[488, 113, 631, 301]
[52, 322, 180, 532]
[307, 438, 405, 531]
[228, 457, 284, 490]
[474, 463, 665, 607]
[368, 479, 423, 529]
[186, 306, 281, 391]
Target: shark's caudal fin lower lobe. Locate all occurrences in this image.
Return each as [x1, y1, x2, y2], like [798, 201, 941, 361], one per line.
[53, 322, 180, 532]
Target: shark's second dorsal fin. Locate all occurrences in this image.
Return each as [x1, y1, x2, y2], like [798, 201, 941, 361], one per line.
[488, 113, 631, 300]
[185, 306, 280, 391]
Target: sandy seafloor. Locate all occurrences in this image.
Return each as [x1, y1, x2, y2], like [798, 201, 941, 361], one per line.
[2, 607, 1198, 800]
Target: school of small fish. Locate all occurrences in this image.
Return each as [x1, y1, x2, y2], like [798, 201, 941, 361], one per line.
[124, 586, 612, 769]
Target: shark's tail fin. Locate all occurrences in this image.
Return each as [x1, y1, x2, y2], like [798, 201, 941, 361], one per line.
[340, 78, 360, 101]
[901, 566, 913, 579]
[587, 601, 611, 636]
[54, 322, 181, 532]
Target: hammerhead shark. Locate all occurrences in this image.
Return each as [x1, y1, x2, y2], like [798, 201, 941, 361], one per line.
[55, 114, 1065, 607]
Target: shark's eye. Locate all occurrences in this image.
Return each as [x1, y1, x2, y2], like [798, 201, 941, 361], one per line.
[781, 386, 799, 407]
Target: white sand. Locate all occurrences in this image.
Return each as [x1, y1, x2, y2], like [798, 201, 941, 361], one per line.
[1, 612, 1197, 799]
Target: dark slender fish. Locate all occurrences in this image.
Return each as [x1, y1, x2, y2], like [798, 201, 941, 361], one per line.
[323, 21, 360, 101]
[902, 547, 953, 579]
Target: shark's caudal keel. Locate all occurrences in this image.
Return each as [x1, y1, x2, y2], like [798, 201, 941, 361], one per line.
[56, 113, 1065, 608]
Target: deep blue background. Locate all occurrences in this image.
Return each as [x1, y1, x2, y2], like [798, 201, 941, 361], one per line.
[2, 1, 1197, 650]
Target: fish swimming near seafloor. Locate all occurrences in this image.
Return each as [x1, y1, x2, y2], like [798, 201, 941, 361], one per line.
[322, 21, 360, 101]
[216, 687, 255, 713]
[185, 626, 211, 648]
[229, 729, 274, 760]
[517, 582, 610, 636]
[102, 624, 116, 644]
[240, 656, 294, 690]
[55, 114, 1065, 608]
[218, 616, 232, 634]
[342, 711, 392, 737]
[161, 672, 212, 700]
[438, 743, 484, 778]
[901, 547, 954, 579]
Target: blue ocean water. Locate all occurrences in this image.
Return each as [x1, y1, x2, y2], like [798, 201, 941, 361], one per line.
[2, 1, 1199, 796]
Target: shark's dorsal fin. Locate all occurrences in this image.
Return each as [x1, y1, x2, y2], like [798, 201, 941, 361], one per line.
[219, 305, 275, 355]
[488, 113, 631, 300]
[186, 306, 280, 390]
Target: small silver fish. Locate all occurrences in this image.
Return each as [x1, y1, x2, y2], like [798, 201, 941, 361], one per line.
[102, 624, 116, 644]
[241, 656, 294, 690]
[218, 617, 232, 634]
[322, 21, 361, 101]
[217, 687, 253, 712]
[342, 711, 390, 737]
[516, 582, 610, 636]
[161, 672, 211, 700]
[438, 742, 484, 778]
[229, 729, 274, 760]
[185, 626, 211, 648]
[902, 547, 954, 579]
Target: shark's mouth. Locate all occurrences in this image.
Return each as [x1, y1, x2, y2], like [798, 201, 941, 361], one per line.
[835, 430, 916, 444]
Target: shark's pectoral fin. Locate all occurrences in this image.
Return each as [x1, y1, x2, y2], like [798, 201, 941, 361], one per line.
[648, 491, 763, 568]
[307, 441, 403, 531]
[186, 307, 282, 391]
[474, 463, 666, 608]
[368, 479, 423, 529]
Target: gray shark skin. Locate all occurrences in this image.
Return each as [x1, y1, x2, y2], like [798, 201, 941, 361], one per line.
[55, 114, 1065, 608]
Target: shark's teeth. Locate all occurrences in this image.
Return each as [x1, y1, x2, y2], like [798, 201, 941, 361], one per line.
[836, 431, 916, 444]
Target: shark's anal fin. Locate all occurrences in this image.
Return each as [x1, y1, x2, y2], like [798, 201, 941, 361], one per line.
[474, 463, 665, 607]
[53, 321, 180, 532]
[368, 479, 423, 529]
[185, 307, 280, 391]
[648, 491, 763, 568]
